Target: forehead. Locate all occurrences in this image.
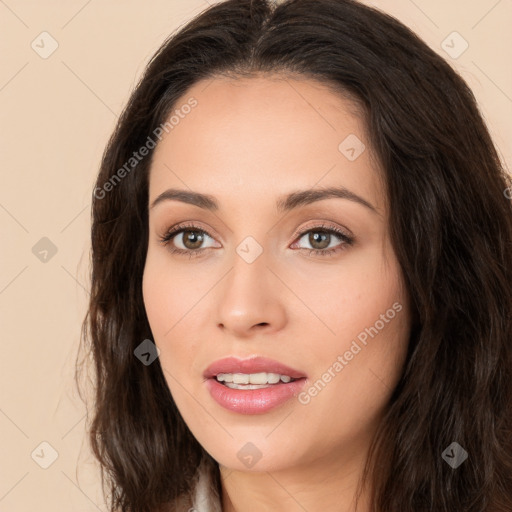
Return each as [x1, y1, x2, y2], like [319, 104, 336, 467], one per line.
[148, 75, 386, 217]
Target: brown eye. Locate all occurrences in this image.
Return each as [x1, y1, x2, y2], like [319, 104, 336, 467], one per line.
[159, 223, 219, 256]
[307, 231, 331, 250]
[180, 230, 205, 250]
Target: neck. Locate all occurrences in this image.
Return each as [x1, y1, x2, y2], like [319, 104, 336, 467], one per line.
[219, 440, 374, 512]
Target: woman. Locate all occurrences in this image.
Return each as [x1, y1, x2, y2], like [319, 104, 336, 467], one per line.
[78, 0, 512, 511]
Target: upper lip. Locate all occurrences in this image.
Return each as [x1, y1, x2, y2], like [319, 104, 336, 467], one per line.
[203, 356, 307, 379]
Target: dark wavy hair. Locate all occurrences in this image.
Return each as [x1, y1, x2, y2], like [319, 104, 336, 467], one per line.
[77, 0, 512, 511]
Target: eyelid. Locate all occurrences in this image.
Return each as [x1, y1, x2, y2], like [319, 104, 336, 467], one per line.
[290, 220, 353, 241]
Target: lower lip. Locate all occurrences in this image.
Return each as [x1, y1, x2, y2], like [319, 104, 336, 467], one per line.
[205, 377, 307, 414]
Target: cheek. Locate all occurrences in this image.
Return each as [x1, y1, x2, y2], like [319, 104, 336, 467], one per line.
[299, 249, 409, 422]
[142, 247, 200, 339]
[142, 254, 189, 372]
[295, 315, 409, 460]
[293, 242, 404, 342]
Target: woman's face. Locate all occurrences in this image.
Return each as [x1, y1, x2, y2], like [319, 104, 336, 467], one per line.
[143, 75, 412, 473]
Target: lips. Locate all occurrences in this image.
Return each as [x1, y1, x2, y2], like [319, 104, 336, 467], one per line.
[202, 356, 307, 414]
[203, 356, 307, 380]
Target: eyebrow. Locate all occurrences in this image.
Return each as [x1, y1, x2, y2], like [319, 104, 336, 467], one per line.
[150, 186, 380, 216]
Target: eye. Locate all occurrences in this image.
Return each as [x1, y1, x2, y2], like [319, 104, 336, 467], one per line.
[291, 223, 354, 257]
[158, 222, 219, 258]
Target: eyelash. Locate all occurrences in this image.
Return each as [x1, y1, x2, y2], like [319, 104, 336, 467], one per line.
[158, 222, 354, 259]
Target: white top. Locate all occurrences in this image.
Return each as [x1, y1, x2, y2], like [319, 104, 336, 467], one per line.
[190, 458, 223, 512]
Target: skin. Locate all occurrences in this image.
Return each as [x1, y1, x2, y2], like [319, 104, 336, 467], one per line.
[142, 74, 412, 512]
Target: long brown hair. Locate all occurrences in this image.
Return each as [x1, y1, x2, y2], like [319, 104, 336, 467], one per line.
[77, 0, 512, 511]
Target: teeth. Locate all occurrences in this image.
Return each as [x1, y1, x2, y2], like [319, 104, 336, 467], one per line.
[233, 373, 250, 384]
[224, 383, 273, 390]
[216, 372, 295, 385]
[266, 373, 281, 384]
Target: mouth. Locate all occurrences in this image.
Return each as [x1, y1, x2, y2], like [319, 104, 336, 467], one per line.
[203, 356, 307, 414]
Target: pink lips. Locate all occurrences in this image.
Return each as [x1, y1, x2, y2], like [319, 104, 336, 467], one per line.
[203, 356, 307, 415]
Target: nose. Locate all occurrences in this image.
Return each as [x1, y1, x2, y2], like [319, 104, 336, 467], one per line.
[215, 250, 287, 339]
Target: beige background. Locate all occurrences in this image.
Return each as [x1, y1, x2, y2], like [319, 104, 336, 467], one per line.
[1, 0, 511, 510]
